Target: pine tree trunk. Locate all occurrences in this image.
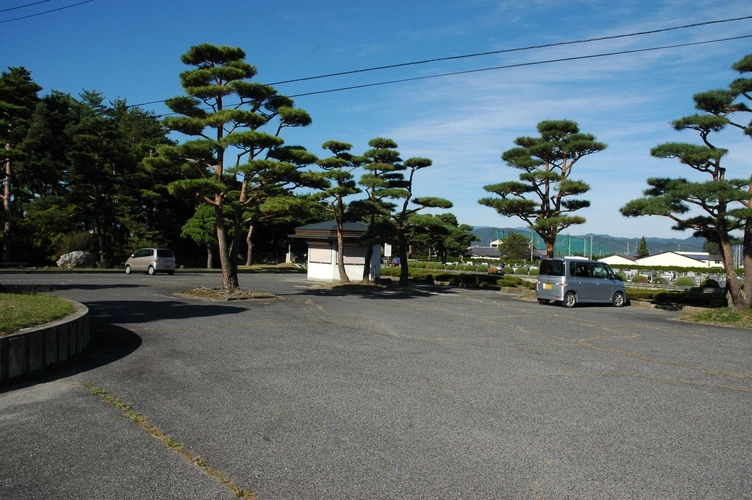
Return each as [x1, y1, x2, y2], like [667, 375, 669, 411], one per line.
[362, 245, 373, 283]
[206, 243, 214, 269]
[215, 205, 239, 292]
[336, 225, 349, 283]
[399, 238, 409, 286]
[245, 224, 254, 266]
[2, 150, 12, 262]
[719, 234, 745, 310]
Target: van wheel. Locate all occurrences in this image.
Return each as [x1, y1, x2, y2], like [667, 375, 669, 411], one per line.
[612, 291, 625, 307]
[148, 266, 155, 275]
[125, 265, 132, 275]
[562, 291, 577, 308]
[537, 299, 550, 305]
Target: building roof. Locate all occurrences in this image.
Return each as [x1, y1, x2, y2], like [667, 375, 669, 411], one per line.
[467, 246, 501, 258]
[291, 220, 369, 240]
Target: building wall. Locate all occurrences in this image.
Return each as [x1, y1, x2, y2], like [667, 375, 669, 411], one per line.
[306, 241, 382, 281]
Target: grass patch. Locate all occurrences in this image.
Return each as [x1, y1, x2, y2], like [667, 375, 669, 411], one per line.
[679, 307, 752, 328]
[178, 287, 277, 301]
[0, 293, 75, 336]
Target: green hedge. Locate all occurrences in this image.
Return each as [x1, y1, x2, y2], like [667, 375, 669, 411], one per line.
[379, 267, 535, 290]
[626, 287, 727, 308]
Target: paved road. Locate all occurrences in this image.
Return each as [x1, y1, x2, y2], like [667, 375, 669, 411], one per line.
[1, 272, 750, 499]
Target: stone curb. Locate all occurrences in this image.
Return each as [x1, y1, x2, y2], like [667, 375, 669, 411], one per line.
[0, 300, 90, 387]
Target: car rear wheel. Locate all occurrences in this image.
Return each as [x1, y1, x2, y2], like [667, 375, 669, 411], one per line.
[148, 266, 155, 275]
[125, 265, 132, 275]
[537, 299, 550, 305]
[562, 291, 577, 308]
[612, 291, 625, 307]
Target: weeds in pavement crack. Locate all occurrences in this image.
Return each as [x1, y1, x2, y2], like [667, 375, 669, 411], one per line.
[83, 384, 255, 499]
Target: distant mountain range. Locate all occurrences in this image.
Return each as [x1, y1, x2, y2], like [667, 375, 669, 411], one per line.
[471, 227, 705, 257]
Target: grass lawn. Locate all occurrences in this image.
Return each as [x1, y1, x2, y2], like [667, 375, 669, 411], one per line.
[680, 307, 752, 329]
[0, 293, 76, 336]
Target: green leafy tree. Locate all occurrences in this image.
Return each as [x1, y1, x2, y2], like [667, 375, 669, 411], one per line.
[0, 67, 41, 262]
[620, 62, 752, 308]
[479, 120, 606, 257]
[156, 44, 320, 291]
[352, 138, 400, 282]
[316, 140, 365, 282]
[690, 54, 752, 306]
[636, 236, 649, 258]
[498, 231, 530, 260]
[367, 138, 452, 285]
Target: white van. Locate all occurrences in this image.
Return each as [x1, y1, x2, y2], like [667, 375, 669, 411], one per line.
[124, 248, 176, 275]
[536, 257, 626, 308]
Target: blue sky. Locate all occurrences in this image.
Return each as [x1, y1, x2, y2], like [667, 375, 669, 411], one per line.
[3, 0, 752, 238]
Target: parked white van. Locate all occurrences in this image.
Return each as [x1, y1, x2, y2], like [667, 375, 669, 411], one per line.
[536, 257, 626, 308]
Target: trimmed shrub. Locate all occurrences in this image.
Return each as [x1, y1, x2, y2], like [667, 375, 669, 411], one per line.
[653, 277, 669, 285]
[528, 268, 539, 276]
[675, 277, 695, 286]
[631, 275, 649, 283]
[701, 279, 720, 288]
[477, 265, 488, 273]
[504, 266, 514, 274]
[514, 267, 528, 275]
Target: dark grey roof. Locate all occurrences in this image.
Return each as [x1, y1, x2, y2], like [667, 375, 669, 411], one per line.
[467, 247, 501, 258]
[295, 220, 369, 232]
[291, 220, 369, 240]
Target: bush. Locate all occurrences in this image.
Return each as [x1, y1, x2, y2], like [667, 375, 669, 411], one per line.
[701, 279, 720, 288]
[477, 265, 488, 273]
[631, 275, 649, 283]
[497, 275, 535, 289]
[504, 266, 514, 274]
[626, 287, 727, 308]
[653, 277, 669, 285]
[409, 261, 427, 269]
[615, 273, 626, 282]
[514, 267, 528, 275]
[675, 277, 695, 286]
[528, 268, 539, 276]
[461, 264, 476, 272]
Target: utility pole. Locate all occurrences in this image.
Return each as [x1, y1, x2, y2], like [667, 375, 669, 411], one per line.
[589, 235, 593, 259]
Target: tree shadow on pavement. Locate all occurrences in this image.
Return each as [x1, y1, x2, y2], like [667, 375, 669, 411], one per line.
[84, 299, 250, 325]
[298, 282, 461, 300]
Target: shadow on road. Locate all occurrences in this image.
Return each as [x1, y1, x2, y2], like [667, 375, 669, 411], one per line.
[0, 322, 142, 394]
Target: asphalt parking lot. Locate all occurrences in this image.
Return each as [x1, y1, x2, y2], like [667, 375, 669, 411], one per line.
[1, 272, 750, 499]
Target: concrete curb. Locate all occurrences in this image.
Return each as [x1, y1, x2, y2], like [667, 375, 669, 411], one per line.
[0, 300, 90, 387]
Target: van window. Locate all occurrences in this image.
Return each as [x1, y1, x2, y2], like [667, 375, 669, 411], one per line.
[539, 259, 565, 276]
[572, 261, 593, 278]
[157, 249, 174, 258]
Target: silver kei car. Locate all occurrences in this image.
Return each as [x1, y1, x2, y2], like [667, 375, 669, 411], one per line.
[536, 256, 626, 308]
[124, 248, 176, 275]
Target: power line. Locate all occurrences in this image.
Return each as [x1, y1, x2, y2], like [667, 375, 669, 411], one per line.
[0, 0, 95, 24]
[269, 15, 752, 86]
[129, 15, 752, 111]
[0, 0, 52, 14]
[287, 34, 752, 98]
[146, 32, 752, 117]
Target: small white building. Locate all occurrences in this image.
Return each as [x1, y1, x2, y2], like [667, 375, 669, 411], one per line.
[292, 221, 381, 282]
[634, 251, 723, 268]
